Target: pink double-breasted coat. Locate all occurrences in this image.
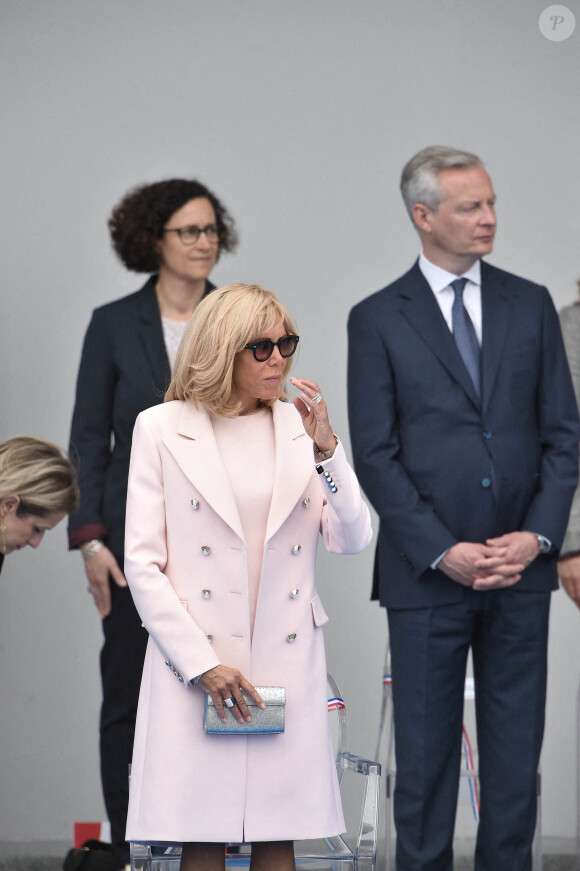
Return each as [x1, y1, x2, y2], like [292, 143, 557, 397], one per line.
[124, 399, 372, 843]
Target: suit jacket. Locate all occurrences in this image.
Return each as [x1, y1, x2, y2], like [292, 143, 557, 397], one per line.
[67, 276, 214, 558]
[124, 399, 372, 842]
[348, 260, 580, 609]
[559, 302, 580, 555]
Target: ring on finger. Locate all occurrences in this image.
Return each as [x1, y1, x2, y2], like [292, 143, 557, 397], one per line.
[312, 392, 322, 405]
[223, 697, 235, 708]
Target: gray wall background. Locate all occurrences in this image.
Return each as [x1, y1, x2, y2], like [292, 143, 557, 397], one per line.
[1, 0, 579, 847]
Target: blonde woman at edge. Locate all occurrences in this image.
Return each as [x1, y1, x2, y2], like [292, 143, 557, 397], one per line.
[124, 284, 373, 871]
[0, 436, 78, 571]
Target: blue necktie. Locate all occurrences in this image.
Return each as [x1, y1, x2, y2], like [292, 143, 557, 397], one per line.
[451, 278, 480, 396]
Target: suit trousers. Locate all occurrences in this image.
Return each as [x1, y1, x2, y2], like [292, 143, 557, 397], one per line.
[100, 574, 148, 867]
[387, 587, 550, 871]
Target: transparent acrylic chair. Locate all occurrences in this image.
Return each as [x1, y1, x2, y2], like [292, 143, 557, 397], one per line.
[131, 673, 381, 871]
[378, 644, 543, 871]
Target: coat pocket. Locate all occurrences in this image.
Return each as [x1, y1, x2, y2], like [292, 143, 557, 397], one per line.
[311, 594, 329, 627]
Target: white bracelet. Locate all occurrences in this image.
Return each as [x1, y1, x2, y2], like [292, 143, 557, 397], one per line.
[80, 539, 104, 561]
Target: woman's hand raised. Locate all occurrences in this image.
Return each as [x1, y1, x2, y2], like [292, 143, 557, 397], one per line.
[290, 377, 336, 458]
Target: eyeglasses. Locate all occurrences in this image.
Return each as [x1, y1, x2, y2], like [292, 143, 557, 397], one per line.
[163, 224, 220, 246]
[243, 335, 300, 362]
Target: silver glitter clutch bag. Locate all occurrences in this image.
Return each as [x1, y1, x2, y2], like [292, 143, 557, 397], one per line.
[203, 686, 286, 735]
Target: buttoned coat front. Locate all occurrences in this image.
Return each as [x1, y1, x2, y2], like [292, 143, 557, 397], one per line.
[124, 398, 372, 844]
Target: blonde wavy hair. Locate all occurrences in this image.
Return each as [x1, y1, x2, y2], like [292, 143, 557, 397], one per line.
[0, 436, 79, 517]
[165, 284, 298, 417]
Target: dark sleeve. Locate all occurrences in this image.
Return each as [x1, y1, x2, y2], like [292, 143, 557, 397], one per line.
[521, 289, 580, 549]
[559, 307, 580, 555]
[347, 301, 456, 574]
[68, 308, 116, 548]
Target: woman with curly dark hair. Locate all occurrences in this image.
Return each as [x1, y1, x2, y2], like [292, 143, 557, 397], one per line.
[68, 178, 238, 870]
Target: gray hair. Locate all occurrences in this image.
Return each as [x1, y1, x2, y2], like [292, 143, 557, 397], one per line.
[400, 145, 485, 223]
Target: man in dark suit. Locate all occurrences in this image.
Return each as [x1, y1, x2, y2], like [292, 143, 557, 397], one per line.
[348, 146, 580, 870]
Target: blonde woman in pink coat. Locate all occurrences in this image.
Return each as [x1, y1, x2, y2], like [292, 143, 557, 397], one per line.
[124, 284, 373, 871]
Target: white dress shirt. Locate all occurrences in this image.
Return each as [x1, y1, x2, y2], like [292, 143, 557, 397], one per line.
[419, 254, 483, 345]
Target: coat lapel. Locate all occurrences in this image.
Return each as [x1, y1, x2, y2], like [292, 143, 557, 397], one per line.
[398, 264, 481, 408]
[136, 277, 172, 394]
[265, 401, 312, 542]
[480, 262, 512, 413]
[136, 278, 217, 395]
[161, 400, 311, 545]
[162, 402, 245, 541]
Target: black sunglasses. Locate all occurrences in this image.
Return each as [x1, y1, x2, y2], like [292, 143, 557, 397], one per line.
[243, 334, 300, 362]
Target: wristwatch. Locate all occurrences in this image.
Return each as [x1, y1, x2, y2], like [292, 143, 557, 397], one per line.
[535, 534, 551, 555]
[314, 434, 339, 460]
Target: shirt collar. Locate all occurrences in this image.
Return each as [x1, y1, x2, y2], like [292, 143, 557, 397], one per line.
[419, 253, 481, 295]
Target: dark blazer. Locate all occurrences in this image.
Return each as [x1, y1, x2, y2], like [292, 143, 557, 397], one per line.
[559, 303, 580, 555]
[68, 276, 214, 559]
[348, 260, 580, 609]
